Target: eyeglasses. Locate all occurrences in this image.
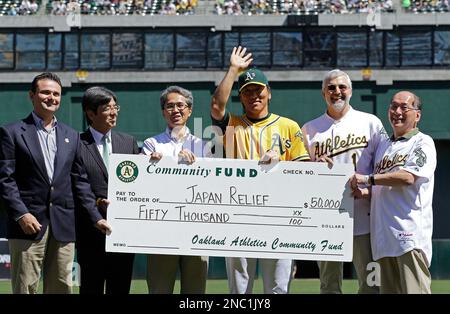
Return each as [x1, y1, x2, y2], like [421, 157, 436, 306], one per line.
[389, 103, 419, 113]
[101, 105, 120, 113]
[164, 102, 189, 111]
[327, 84, 349, 92]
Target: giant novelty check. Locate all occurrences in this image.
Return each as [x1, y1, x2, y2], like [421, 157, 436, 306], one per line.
[106, 155, 354, 261]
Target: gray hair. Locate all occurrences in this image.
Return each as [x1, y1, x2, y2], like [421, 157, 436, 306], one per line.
[391, 91, 422, 111]
[413, 94, 422, 110]
[322, 69, 352, 91]
[160, 86, 193, 110]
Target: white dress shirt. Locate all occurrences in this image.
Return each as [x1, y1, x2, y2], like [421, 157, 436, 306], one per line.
[89, 126, 112, 157]
[142, 127, 210, 157]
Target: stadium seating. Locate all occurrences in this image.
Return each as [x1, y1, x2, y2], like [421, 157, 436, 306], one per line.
[0, 0, 40, 15]
[215, 0, 394, 15]
[3, 0, 450, 15]
[405, 0, 450, 13]
[44, 0, 197, 15]
[0, 0, 400, 16]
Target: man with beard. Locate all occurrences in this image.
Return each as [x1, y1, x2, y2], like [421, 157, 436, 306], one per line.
[302, 69, 386, 294]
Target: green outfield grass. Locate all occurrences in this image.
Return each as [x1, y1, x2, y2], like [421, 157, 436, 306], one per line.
[1, 279, 450, 294]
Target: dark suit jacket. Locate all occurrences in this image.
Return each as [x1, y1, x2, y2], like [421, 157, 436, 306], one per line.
[76, 129, 139, 245]
[0, 114, 102, 242]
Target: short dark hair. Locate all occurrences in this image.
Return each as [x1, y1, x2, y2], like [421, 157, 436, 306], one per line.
[160, 86, 193, 110]
[82, 86, 117, 125]
[30, 72, 62, 93]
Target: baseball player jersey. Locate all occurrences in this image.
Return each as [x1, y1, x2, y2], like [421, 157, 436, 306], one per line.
[371, 129, 436, 266]
[214, 112, 310, 161]
[302, 106, 387, 235]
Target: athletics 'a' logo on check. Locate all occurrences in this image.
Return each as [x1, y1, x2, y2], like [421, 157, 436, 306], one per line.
[116, 161, 139, 183]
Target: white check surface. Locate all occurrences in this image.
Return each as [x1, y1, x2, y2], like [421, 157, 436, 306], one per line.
[106, 155, 354, 261]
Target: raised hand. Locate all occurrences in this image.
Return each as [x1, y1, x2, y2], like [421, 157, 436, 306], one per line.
[230, 46, 253, 71]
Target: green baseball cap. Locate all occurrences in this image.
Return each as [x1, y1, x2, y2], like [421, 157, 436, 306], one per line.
[238, 68, 269, 92]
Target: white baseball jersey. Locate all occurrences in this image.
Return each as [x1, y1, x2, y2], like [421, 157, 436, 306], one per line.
[371, 129, 436, 266]
[302, 106, 386, 235]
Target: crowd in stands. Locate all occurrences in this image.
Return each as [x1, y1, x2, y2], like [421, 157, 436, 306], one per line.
[1, 0, 449, 16]
[404, 0, 449, 12]
[215, 0, 394, 15]
[215, 0, 242, 14]
[0, 0, 39, 15]
[47, 0, 196, 15]
[159, 0, 197, 14]
[45, 0, 197, 15]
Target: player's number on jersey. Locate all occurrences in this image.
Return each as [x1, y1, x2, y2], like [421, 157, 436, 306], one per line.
[351, 153, 357, 171]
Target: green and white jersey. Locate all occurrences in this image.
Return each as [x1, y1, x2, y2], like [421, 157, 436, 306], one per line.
[302, 106, 386, 235]
[371, 129, 436, 266]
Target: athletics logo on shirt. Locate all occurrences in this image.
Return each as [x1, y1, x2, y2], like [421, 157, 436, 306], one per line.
[313, 134, 368, 158]
[381, 127, 388, 137]
[116, 160, 139, 183]
[374, 153, 408, 174]
[413, 148, 427, 167]
[294, 130, 304, 142]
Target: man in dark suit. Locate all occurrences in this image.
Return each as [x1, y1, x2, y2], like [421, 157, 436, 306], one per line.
[0, 72, 111, 294]
[76, 86, 139, 294]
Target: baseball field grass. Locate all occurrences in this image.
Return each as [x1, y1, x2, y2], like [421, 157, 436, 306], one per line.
[1, 279, 450, 294]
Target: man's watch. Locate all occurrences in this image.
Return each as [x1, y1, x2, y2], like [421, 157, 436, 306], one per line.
[369, 174, 376, 186]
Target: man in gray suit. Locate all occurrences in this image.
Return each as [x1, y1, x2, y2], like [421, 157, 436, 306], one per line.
[0, 73, 110, 294]
[76, 86, 139, 294]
